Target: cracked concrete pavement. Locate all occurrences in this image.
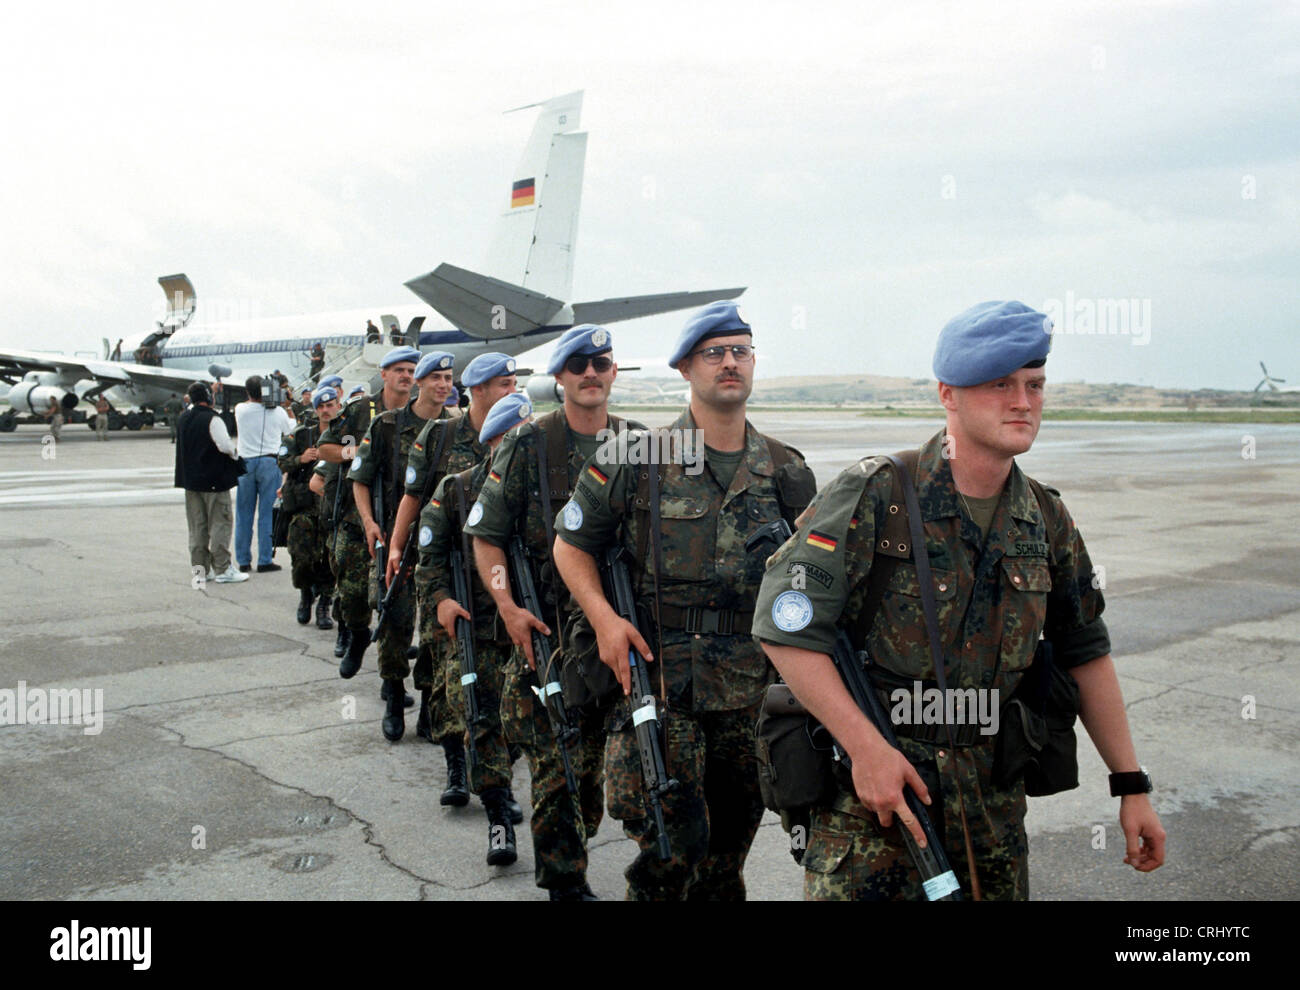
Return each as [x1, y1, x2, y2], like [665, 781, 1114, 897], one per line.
[1, 415, 1296, 899]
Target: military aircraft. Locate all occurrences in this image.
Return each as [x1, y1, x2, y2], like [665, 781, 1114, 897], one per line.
[0, 91, 741, 433]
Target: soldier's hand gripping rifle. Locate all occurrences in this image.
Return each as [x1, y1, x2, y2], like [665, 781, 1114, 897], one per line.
[368, 462, 391, 645]
[601, 545, 678, 860]
[745, 519, 962, 902]
[373, 429, 446, 641]
[506, 535, 578, 795]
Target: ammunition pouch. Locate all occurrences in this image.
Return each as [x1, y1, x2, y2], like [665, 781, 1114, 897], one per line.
[993, 641, 1081, 796]
[271, 500, 292, 548]
[754, 682, 834, 813]
[557, 606, 627, 711]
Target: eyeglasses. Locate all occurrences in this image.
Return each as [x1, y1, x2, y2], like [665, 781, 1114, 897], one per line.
[564, 354, 614, 375]
[687, 344, 755, 364]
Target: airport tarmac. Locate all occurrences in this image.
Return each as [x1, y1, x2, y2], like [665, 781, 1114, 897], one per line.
[1, 411, 1297, 901]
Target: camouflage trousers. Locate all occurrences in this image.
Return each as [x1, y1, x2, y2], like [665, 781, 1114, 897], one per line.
[501, 653, 606, 890]
[367, 560, 415, 682]
[803, 738, 1028, 901]
[606, 703, 765, 901]
[287, 511, 333, 592]
[414, 585, 466, 742]
[449, 639, 514, 793]
[332, 522, 373, 631]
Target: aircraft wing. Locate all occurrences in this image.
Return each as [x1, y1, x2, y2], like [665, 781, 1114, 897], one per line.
[403, 263, 565, 338]
[0, 347, 227, 395]
[570, 287, 746, 326]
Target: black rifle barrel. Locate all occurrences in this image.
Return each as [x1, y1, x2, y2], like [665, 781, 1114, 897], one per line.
[601, 546, 678, 861]
[746, 518, 961, 902]
[507, 536, 578, 794]
[450, 542, 485, 779]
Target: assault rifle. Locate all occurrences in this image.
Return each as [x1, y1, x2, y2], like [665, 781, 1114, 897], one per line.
[745, 519, 961, 901]
[506, 535, 578, 794]
[368, 461, 390, 644]
[600, 545, 678, 860]
[450, 487, 486, 780]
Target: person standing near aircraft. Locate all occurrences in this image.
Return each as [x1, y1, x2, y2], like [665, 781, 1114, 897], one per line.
[467, 325, 642, 900]
[94, 395, 110, 441]
[417, 392, 534, 865]
[348, 350, 450, 741]
[174, 382, 247, 585]
[234, 376, 295, 573]
[279, 385, 339, 628]
[385, 353, 514, 801]
[308, 342, 326, 382]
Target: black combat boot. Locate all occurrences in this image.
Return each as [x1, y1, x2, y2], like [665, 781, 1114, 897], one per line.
[481, 787, 518, 867]
[296, 589, 313, 625]
[504, 788, 524, 826]
[315, 592, 333, 630]
[548, 881, 600, 901]
[379, 678, 415, 708]
[382, 679, 405, 741]
[333, 624, 351, 659]
[440, 736, 470, 807]
[416, 688, 433, 741]
[338, 627, 369, 678]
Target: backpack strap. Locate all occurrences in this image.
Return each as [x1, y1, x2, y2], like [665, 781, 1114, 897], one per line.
[849, 448, 918, 649]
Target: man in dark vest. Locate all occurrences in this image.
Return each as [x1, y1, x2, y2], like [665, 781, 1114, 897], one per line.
[175, 381, 248, 586]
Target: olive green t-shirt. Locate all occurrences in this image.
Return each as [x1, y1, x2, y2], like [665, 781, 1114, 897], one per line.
[705, 444, 745, 491]
[960, 491, 1001, 543]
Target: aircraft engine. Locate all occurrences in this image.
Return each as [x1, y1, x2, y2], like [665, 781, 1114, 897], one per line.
[7, 381, 78, 416]
[524, 378, 563, 405]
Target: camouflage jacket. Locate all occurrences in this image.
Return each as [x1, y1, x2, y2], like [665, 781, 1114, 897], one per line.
[464, 407, 645, 618]
[276, 420, 324, 515]
[403, 407, 487, 505]
[318, 392, 386, 529]
[752, 428, 1110, 694]
[414, 463, 506, 642]
[348, 399, 431, 535]
[554, 407, 816, 712]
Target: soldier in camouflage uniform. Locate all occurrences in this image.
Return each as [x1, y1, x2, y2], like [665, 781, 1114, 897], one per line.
[311, 456, 350, 655]
[384, 352, 517, 803]
[349, 349, 449, 741]
[318, 368, 394, 679]
[754, 300, 1166, 900]
[468, 325, 646, 900]
[553, 302, 816, 900]
[415, 392, 532, 865]
[277, 385, 339, 628]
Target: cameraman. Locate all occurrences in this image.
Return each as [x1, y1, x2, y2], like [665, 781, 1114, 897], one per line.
[235, 374, 296, 573]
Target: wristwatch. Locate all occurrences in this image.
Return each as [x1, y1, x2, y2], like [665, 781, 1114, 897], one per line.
[1109, 766, 1153, 796]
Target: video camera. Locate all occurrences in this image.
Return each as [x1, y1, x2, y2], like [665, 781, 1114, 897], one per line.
[259, 374, 287, 410]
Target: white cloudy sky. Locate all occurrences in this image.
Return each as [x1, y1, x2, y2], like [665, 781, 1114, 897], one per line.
[1, 0, 1296, 389]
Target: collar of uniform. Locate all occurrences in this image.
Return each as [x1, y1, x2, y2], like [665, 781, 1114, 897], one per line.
[915, 429, 1042, 528]
[669, 407, 774, 478]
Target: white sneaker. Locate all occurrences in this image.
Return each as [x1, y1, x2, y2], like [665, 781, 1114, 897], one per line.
[206, 568, 217, 581]
[213, 566, 250, 583]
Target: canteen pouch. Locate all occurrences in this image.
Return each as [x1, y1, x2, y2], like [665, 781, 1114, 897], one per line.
[558, 609, 623, 711]
[754, 682, 833, 813]
[993, 640, 1081, 796]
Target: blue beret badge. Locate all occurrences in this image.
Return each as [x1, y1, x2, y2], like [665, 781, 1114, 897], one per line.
[562, 500, 583, 531]
[771, 591, 813, 633]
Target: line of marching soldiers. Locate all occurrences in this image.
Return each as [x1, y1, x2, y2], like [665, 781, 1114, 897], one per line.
[273, 330, 635, 899]
[273, 301, 813, 901]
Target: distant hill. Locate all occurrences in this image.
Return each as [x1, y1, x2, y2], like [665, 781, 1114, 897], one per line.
[613, 374, 1299, 410]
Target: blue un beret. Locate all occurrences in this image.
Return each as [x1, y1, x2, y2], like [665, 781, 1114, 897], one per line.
[380, 346, 421, 369]
[311, 386, 339, 409]
[932, 301, 1052, 387]
[319, 374, 343, 389]
[415, 351, 455, 379]
[462, 352, 517, 388]
[347, 384, 366, 400]
[479, 392, 532, 443]
[546, 324, 613, 375]
[445, 386, 460, 407]
[668, 300, 751, 369]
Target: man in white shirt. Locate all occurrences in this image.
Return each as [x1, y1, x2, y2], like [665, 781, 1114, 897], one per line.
[234, 376, 296, 573]
[174, 382, 247, 584]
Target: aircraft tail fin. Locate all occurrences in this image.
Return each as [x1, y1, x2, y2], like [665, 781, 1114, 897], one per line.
[403, 263, 565, 338]
[482, 91, 586, 301]
[572, 288, 747, 326]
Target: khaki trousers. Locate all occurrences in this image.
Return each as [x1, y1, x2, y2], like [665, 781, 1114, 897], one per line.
[185, 489, 233, 573]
